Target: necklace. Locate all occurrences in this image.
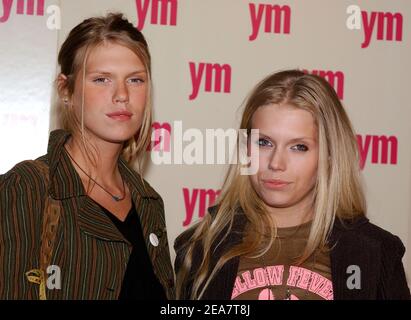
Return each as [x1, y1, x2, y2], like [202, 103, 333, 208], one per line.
[65, 147, 126, 202]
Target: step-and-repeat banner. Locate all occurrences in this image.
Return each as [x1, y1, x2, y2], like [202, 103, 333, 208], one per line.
[1, 0, 410, 284]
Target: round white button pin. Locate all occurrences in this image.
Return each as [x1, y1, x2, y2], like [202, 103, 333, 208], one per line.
[149, 233, 159, 247]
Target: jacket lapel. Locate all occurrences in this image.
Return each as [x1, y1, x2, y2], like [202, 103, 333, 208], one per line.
[45, 130, 173, 296]
[203, 213, 381, 300]
[76, 196, 126, 242]
[45, 130, 128, 243]
[202, 211, 247, 299]
[118, 158, 165, 259]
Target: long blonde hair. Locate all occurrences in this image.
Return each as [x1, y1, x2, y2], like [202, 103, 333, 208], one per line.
[56, 13, 152, 171]
[176, 70, 366, 299]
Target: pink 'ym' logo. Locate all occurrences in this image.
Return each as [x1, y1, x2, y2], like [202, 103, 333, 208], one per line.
[0, 0, 44, 23]
[135, 0, 177, 30]
[249, 3, 291, 41]
[189, 62, 232, 100]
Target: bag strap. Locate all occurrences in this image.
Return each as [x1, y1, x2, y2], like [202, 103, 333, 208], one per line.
[25, 160, 61, 300]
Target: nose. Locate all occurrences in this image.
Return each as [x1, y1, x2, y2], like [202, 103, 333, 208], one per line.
[268, 147, 286, 171]
[113, 82, 129, 104]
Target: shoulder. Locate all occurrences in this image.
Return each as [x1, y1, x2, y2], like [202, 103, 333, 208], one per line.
[0, 159, 48, 225]
[359, 220, 405, 257]
[1, 158, 48, 191]
[174, 205, 229, 257]
[174, 224, 198, 255]
[334, 217, 405, 258]
[174, 204, 246, 253]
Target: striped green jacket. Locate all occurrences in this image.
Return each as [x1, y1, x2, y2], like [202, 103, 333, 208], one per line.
[0, 130, 175, 299]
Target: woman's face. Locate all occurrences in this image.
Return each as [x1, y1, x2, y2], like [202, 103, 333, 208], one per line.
[249, 103, 319, 212]
[70, 42, 147, 144]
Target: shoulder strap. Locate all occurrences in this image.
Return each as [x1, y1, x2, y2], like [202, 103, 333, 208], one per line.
[25, 160, 61, 300]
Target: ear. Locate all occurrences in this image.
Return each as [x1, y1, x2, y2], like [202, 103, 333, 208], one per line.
[57, 73, 69, 100]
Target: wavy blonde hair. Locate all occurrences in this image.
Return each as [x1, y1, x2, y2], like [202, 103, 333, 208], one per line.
[56, 13, 152, 171]
[176, 70, 366, 299]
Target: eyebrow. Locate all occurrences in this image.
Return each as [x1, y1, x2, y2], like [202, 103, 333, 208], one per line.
[258, 133, 316, 143]
[87, 70, 147, 76]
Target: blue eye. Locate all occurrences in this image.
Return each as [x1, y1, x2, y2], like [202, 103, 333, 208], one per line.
[257, 138, 272, 147]
[128, 78, 145, 84]
[291, 144, 308, 152]
[93, 77, 109, 83]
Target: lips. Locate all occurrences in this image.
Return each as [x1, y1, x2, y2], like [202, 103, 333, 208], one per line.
[106, 110, 133, 117]
[263, 179, 290, 184]
[262, 179, 291, 189]
[106, 110, 133, 121]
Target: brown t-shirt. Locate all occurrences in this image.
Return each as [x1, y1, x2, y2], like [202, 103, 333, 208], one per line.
[231, 221, 334, 300]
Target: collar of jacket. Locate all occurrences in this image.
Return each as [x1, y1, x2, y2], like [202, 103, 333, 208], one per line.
[38, 130, 174, 297]
[45, 129, 159, 201]
[200, 206, 372, 300]
[204, 206, 370, 255]
[41, 129, 165, 245]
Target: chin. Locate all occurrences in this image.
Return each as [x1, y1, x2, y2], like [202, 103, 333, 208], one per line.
[105, 127, 138, 141]
[94, 132, 132, 144]
[110, 135, 134, 143]
[264, 201, 292, 209]
[260, 194, 293, 208]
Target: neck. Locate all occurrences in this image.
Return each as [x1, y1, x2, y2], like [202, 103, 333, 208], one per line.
[65, 134, 123, 185]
